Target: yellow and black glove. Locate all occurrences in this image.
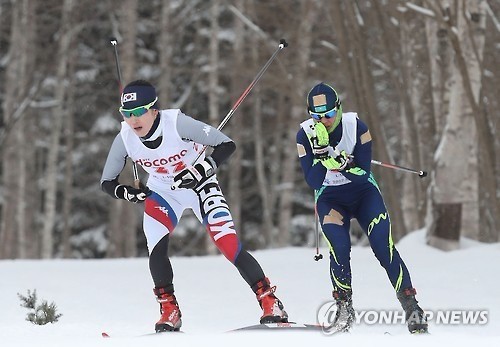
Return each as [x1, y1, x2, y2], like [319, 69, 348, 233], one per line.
[321, 150, 349, 171]
[313, 123, 348, 171]
[311, 123, 330, 160]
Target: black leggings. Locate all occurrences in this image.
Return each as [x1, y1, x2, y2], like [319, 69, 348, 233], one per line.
[149, 234, 265, 292]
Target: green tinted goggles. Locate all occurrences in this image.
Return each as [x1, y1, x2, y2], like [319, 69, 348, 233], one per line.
[119, 97, 158, 118]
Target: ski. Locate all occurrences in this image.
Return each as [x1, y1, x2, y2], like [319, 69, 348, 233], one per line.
[101, 330, 183, 338]
[228, 322, 327, 333]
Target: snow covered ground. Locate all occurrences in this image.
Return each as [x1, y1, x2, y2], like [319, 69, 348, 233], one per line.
[1, 230, 499, 347]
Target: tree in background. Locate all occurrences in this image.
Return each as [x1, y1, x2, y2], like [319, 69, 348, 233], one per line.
[0, 0, 498, 259]
[423, 0, 499, 249]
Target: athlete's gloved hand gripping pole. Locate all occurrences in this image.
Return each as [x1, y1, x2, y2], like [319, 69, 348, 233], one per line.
[313, 122, 427, 177]
[114, 182, 152, 203]
[172, 39, 289, 191]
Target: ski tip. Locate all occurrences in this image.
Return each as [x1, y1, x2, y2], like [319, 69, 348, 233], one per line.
[102, 332, 110, 338]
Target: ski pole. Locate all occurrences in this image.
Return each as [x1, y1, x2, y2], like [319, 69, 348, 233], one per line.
[171, 39, 288, 191]
[313, 196, 323, 261]
[110, 38, 141, 189]
[339, 148, 428, 178]
[191, 38, 288, 165]
[370, 160, 427, 178]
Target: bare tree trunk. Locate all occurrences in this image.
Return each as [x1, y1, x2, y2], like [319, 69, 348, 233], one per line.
[457, 1, 498, 242]
[16, 115, 27, 258]
[122, 0, 140, 256]
[15, 0, 36, 258]
[159, 0, 173, 105]
[0, 0, 36, 259]
[228, 0, 245, 235]
[0, 1, 22, 258]
[202, 0, 221, 255]
[242, 0, 278, 246]
[121, 0, 138, 85]
[41, 0, 75, 259]
[61, 50, 77, 258]
[425, 0, 493, 248]
[424, 2, 455, 249]
[277, 0, 317, 246]
[252, 82, 273, 245]
[208, 0, 220, 144]
[374, 1, 432, 230]
[108, 0, 139, 258]
[333, 0, 407, 240]
[23, 100, 39, 258]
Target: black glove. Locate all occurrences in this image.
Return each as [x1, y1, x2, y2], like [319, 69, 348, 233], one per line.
[114, 183, 152, 203]
[172, 158, 216, 190]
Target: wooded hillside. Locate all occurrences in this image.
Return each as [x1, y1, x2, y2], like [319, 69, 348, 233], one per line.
[1, 0, 498, 259]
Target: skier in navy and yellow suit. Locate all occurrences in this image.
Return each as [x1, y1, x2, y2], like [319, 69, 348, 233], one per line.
[296, 82, 428, 334]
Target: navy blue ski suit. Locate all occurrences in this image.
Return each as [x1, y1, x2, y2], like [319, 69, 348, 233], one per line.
[296, 114, 413, 294]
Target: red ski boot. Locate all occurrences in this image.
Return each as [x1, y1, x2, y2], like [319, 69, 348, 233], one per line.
[253, 277, 288, 324]
[154, 288, 182, 332]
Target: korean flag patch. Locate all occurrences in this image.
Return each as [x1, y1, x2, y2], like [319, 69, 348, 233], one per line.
[121, 92, 137, 105]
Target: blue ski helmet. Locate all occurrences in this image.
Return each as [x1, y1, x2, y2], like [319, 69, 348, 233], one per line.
[306, 82, 343, 129]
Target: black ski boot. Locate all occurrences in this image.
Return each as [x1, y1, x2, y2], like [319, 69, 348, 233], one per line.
[397, 287, 428, 334]
[331, 290, 355, 332]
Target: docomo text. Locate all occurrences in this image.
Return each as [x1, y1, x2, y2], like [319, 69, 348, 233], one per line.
[135, 150, 188, 167]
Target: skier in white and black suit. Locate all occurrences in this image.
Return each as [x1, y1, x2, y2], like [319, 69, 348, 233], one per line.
[101, 80, 288, 332]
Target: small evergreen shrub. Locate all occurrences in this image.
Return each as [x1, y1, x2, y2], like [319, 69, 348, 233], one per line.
[18, 289, 62, 325]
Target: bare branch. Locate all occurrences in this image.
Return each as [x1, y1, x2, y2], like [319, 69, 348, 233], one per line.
[485, 0, 500, 32]
[405, 2, 436, 18]
[319, 40, 339, 53]
[227, 4, 268, 41]
[0, 79, 41, 146]
[463, 2, 484, 71]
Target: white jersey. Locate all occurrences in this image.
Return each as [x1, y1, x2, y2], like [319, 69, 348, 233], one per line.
[300, 112, 358, 187]
[120, 109, 204, 192]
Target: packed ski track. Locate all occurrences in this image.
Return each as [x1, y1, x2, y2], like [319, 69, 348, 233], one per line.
[1, 230, 498, 347]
